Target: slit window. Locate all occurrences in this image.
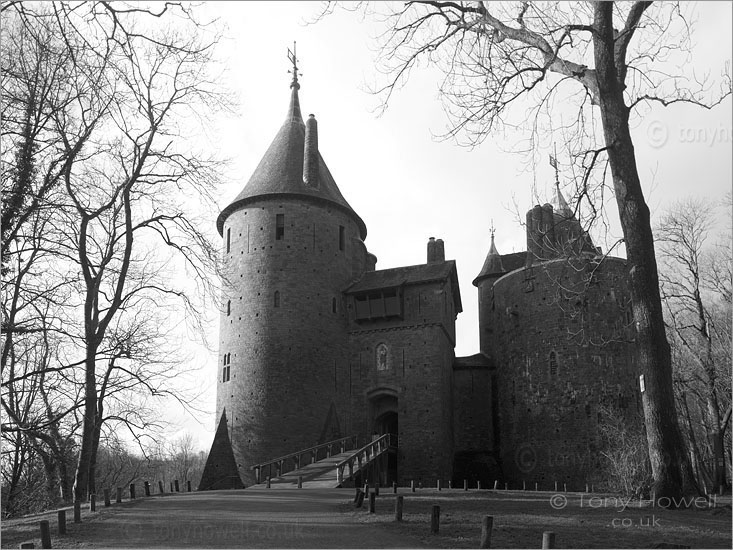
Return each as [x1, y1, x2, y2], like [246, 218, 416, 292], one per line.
[549, 351, 558, 376]
[332, 297, 337, 314]
[226, 228, 231, 253]
[276, 214, 285, 240]
[338, 225, 345, 251]
[222, 365, 230, 382]
[274, 291, 280, 308]
[227, 300, 231, 316]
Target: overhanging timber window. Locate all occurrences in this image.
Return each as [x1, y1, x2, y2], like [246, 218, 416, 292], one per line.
[353, 288, 402, 321]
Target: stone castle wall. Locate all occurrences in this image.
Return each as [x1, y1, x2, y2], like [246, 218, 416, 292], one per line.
[217, 197, 365, 485]
[483, 256, 642, 488]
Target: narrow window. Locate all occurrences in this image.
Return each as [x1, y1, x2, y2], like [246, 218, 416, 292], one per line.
[274, 291, 280, 308]
[276, 214, 285, 240]
[226, 353, 231, 365]
[226, 228, 231, 253]
[549, 351, 558, 376]
[227, 300, 231, 316]
[338, 225, 345, 251]
[332, 297, 337, 314]
[226, 365, 230, 382]
[222, 367, 226, 382]
[223, 354, 227, 366]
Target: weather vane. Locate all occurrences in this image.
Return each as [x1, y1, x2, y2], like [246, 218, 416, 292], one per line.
[288, 41, 301, 89]
[549, 142, 560, 189]
[490, 219, 495, 239]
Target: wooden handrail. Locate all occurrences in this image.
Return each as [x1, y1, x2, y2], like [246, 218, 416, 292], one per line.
[250, 435, 359, 482]
[334, 433, 396, 484]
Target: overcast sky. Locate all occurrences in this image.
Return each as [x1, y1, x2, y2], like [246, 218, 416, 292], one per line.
[167, 1, 731, 451]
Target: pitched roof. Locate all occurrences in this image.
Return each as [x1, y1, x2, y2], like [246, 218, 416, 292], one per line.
[346, 260, 463, 313]
[216, 85, 366, 238]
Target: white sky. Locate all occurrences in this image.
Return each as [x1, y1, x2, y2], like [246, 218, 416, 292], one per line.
[162, 1, 732, 451]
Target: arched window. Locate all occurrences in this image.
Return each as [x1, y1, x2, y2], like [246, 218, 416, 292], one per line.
[549, 351, 558, 376]
[274, 291, 280, 308]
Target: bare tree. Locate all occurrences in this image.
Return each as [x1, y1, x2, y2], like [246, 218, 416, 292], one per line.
[657, 197, 732, 492]
[321, 0, 731, 501]
[2, 2, 227, 505]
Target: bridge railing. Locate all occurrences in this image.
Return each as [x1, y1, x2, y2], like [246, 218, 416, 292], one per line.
[250, 435, 359, 484]
[335, 433, 396, 485]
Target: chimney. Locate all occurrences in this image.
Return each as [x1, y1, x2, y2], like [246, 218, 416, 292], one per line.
[434, 239, 445, 262]
[427, 237, 437, 263]
[366, 252, 378, 272]
[303, 114, 319, 188]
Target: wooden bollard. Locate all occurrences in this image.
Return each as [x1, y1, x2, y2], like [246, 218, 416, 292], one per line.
[504, 482, 508, 490]
[437, 479, 441, 491]
[395, 495, 404, 522]
[522, 480, 526, 491]
[535, 482, 538, 491]
[375, 483, 380, 496]
[585, 483, 589, 493]
[431, 504, 440, 534]
[39, 520, 51, 549]
[479, 515, 493, 549]
[266, 477, 271, 489]
[89, 494, 96, 512]
[477, 480, 482, 490]
[353, 487, 361, 503]
[19, 542, 35, 548]
[144, 481, 151, 496]
[73, 501, 81, 523]
[57, 511, 66, 535]
[187, 480, 192, 492]
[411, 480, 415, 492]
[129, 483, 136, 499]
[369, 492, 376, 513]
[355, 489, 365, 508]
[554, 481, 558, 491]
[158, 481, 164, 494]
[563, 483, 567, 492]
[448, 480, 453, 489]
[464, 479, 468, 491]
[364, 483, 369, 495]
[542, 531, 556, 549]
[104, 488, 111, 507]
[297, 476, 302, 489]
[493, 480, 498, 490]
[393, 482, 397, 494]
[174, 480, 180, 492]
[116, 487, 122, 503]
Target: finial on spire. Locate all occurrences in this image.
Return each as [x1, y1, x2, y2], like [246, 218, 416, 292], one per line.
[549, 142, 560, 190]
[288, 41, 301, 90]
[489, 219, 495, 240]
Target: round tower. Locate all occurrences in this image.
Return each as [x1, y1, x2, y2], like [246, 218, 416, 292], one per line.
[203, 73, 369, 487]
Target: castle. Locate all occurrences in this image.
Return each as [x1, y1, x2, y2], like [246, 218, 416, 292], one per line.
[199, 71, 642, 490]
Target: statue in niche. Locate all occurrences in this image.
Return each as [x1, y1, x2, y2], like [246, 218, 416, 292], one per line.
[376, 343, 388, 371]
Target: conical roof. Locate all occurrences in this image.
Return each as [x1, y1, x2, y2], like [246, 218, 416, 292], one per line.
[216, 84, 367, 238]
[473, 231, 505, 286]
[553, 183, 573, 218]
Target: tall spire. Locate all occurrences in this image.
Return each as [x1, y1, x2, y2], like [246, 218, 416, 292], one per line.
[286, 42, 303, 122]
[549, 144, 573, 217]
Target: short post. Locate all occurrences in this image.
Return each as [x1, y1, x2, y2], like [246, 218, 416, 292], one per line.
[395, 495, 404, 522]
[477, 480, 482, 490]
[393, 482, 397, 494]
[535, 482, 538, 492]
[375, 483, 380, 496]
[297, 476, 303, 489]
[464, 479, 468, 491]
[355, 489, 365, 508]
[479, 515, 493, 549]
[144, 481, 151, 497]
[364, 482, 369, 495]
[158, 481, 165, 494]
[129, 483, 136, 499]
[89, 494, 96, 512]
[266, 477, 271, 489]
[57, 510, 66, 535]
[353, 487, 361, 503]
[563, 483, 567, 492]
[116, 486, 122, 503]
[411, 480, 415, 493]
[73, 500, 81, 523]
[187, 480, 192, 492]
[493, 480, 498, 490]
[504, 482, 508, 490]
[39, 521, 51, 549]
[542, 531, 556, 549]
[522, 480, 526, 491]
[437, 479, 441, 491]
[448, 480, 453, 489]
[431, 504, 440, 534]
[19, 543, 35, 549]
[554, 481, 558, 492]
[369, 492, 376, 514]
[174, 480, 180, 492]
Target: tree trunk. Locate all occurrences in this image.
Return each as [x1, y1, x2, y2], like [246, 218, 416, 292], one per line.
[73, 348, 99, 502]
[592, 3, 695, 503]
